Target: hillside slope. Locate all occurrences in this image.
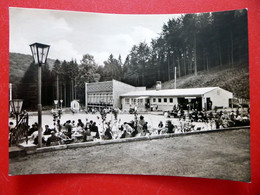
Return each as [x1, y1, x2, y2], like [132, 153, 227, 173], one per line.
[153, 65, 249, 99]
[9, 52, 55, 84]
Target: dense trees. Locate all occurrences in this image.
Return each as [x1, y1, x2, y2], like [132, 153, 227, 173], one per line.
[17, 62, 55, 109]
[102, 54, 122, 81]
[13, 9, 248, 110]
[16, 56, 98, 109]
[116, 9, 248, 88]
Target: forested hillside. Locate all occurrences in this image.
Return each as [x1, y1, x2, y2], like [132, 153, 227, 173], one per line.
[115, 9, 248, 88]
[153, 64, 249, 100]
[9, 9, 249, 110]
[9, 53, 55, 105]
[9, 53, 55, 82]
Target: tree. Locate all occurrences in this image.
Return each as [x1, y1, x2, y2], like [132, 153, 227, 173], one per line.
[67, 59, 79, 100]
[52, 59, 61, 100]
[102, 54, 122, 81]
[76, 54, 100, 104]
[18, 62, 54, 110]
[136, 42, 151, 85]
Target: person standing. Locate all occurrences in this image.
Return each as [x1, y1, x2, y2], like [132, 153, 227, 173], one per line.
[65, 120, 72, 138]
[90, 122, 100, 139]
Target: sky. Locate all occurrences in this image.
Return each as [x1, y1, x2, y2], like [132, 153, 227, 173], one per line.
[9, 7, 181, 65]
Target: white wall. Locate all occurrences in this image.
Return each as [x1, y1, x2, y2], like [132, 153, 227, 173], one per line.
[150, 96, 178, 111]
[204, 88, 233, 109]
[113, 80, 146, 109]
[121, 96, 178, 112]
[122, 97, 146, 112]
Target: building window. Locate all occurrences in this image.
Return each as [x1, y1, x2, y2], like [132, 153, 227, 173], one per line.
[153, 98, 156, 103]
[109, 94, 112, 101]
[138, 99, 143, 104]
[125, 98, 129, 104]
[158, 98, 161, 103]
[164, 98, 167, 103]
[93, 94, 96, 103]
[89, 94, 93, 103]
[104, 94, 108, 103]
[169, 98, 173, 103]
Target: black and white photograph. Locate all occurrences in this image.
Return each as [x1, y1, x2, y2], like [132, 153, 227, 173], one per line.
[9, 7, 250, 181]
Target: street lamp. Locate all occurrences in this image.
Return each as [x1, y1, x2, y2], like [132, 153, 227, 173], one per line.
[30, 42, 50, 148]
[10, 99, 23, 126]
[54, 100, 59, 110]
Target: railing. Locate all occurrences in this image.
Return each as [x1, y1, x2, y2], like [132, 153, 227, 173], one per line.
[9, 113, 29, 146]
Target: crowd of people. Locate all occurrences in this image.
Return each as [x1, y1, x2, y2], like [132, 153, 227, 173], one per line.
[9, 106, 250, 147]
[173, 107, 250, 130]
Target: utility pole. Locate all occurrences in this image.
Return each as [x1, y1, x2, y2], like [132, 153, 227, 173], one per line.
[168, 53, 171, 81]
[174, 67, 177, 89]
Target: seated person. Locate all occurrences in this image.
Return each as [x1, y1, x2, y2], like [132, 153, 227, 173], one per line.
[56, 131, 68, 139]
[158, 121, 163, 128]
[104, 124, 113, 140]
[28, 124, 38, 136]
[123, 122, 133, 134]
[72, 120, 76, 128]
[43, 125, 53, 135]
[33, 135, 47, 146]
[167, 121, 175, 134]
[139, 115, 146, 127]
[77, 119, 84, 128]
[46, 131, 61, 146]
[120, 123, 133, 138]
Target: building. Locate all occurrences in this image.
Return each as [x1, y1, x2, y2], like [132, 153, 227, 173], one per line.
[85, 80, 145, 109]
[120, 87, 233, 112]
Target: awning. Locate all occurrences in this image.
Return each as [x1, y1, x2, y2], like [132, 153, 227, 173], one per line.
[135, 96, 149, 99]
[184, 97, 197, 99]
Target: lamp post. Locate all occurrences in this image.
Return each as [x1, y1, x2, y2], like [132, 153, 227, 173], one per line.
[30, 42, 50, 148]
[169, 51, 176, 89]
[10, 99, 23, 126]
[60, 100, 63, 109]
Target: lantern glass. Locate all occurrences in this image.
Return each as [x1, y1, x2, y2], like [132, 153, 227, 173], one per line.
[30, 44, 39, 64]
[10, 99, 23, 114]
[30, 43, 50, 65]
[54, 100, 59, 105]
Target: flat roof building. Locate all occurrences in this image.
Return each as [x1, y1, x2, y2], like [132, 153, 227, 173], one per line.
[85, 80, 146, 110]
[120, 87, 233, 112]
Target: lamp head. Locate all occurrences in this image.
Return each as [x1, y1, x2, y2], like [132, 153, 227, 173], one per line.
[30, 42, 50, 65]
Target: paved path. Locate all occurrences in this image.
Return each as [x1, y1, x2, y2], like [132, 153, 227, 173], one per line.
[9, 128, 250, 182]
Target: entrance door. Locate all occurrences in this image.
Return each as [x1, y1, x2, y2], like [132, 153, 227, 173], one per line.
[206, 98, 212, 111]
[177, 98, 189, 110]
[178, 97, 202, 111]
[145, 98, 150, 109]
